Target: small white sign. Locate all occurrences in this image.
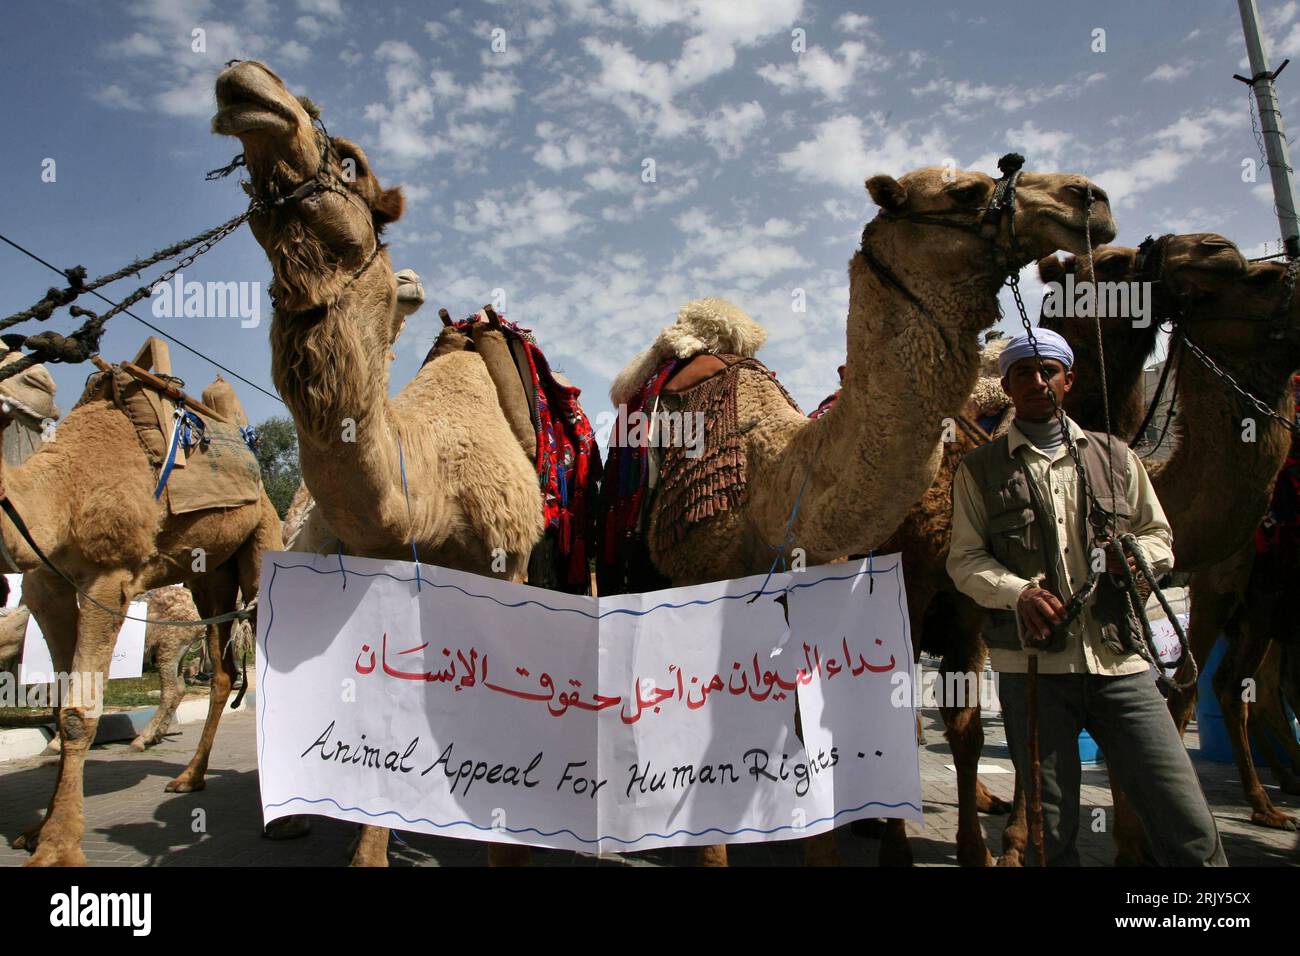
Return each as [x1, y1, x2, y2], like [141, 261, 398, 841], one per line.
[8, 575, 147, 683]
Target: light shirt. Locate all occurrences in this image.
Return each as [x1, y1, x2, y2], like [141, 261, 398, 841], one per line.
[946, 416, 1175, 675]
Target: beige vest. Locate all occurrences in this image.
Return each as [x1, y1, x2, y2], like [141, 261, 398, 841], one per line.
[960, 426, 1136, 653]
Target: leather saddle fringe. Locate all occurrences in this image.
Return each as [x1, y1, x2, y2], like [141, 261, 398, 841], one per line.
[650, 356, 798, 554]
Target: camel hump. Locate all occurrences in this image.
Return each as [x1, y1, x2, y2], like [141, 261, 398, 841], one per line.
[200, 376, 249, 427]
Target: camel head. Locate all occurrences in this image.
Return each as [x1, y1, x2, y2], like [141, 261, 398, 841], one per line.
[1183, 254, 1300, 365]
[863, 160, 1117, 292]
[211, 61, 405, 321]
[1035, 234, 1248, 359]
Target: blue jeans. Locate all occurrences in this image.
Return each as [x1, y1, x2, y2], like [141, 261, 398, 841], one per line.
[999, 669, 1227, 866]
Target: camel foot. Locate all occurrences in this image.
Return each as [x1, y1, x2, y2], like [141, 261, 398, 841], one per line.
[263, 816, 312, 840]
[165, 774, 206, 794]
[11, 821, 44, 851]
[996, 849, 1024, 867]
[1250, 808, 1298, 831]
[957, 840, 994, 867]
[25, 842, 85, 867]
[697, 844, 729, 867]
[129, 735, 152, 752]
[975, 782, 1013, 815]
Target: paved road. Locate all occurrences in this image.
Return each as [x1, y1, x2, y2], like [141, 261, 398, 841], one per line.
[1, 707, 1296, 866]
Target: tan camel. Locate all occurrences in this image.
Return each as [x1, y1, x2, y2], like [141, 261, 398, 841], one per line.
[212, 61, 544, 867]
[608, 163, 1116, 867]
[0, 585, 239, 752]
[3, 360, 282, 866]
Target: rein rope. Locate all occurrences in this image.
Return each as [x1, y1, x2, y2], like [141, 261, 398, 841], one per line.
[1009, 193, 1196, 693]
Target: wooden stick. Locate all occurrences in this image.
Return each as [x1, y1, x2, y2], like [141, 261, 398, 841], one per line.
[118, 360, 221, 419]
[438, 308, 452, 327]
[1027, 652, 1046, 867]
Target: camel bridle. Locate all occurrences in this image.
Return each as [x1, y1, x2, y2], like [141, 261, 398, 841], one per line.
[212, 108, 384, 317]
[1131, 232, 1300, 441]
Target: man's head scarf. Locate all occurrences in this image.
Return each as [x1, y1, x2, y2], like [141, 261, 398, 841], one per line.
[998, 328, 1075, 378]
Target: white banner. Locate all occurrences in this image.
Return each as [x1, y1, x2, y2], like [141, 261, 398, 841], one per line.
[256, 552, 920, 853]
[6, 574, 145, 683]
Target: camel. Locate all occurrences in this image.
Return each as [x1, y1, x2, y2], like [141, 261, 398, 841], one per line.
[212, 61, 546, 867]
[0, 585, 240, 751]
[603, 162, 1115, 867]
[1, 351, 281, 865]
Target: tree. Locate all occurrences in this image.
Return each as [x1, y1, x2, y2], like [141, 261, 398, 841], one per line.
[252, 416, 300, 519]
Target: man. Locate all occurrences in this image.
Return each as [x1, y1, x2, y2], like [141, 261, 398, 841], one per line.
[946, 328, 1225, 866]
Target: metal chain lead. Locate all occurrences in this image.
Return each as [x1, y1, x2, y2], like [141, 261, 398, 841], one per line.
[1181, 334, 1300, 435]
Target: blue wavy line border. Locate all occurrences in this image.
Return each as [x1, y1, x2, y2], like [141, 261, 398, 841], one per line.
[263, 795, 921, 845]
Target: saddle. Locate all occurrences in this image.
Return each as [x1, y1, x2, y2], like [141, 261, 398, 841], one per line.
[423, 310, 599, 593]
[77, 337, 263, 516]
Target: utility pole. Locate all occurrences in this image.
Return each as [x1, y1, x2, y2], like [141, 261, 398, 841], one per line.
[1236, 0, 1300, 259]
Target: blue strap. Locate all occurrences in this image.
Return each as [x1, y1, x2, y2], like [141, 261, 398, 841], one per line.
[398, 438, 422, 592]
[154, 409, 210, 500]
[153, 411, 184, 500]
[240, 425, 258, 451]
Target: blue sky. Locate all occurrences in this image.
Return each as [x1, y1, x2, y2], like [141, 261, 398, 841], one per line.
[2, 0, 1298, 432]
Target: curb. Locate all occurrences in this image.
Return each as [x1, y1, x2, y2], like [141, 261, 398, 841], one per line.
[0, 690, 255, 763]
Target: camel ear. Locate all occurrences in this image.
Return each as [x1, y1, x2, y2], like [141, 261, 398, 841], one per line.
[373, 186, 405, 226]
[866, 175, 907, 213]
[1037, 255, 1066, 283]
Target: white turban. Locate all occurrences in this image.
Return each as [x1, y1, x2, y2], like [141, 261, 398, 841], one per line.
[998, 328, 1074, 378]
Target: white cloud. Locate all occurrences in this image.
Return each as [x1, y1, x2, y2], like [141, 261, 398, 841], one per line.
[93, 83, 144, 111]
[110, 32, 164, 57]
[778, 113, 950, 191]
[703, 101, 765, 158]
[451, 185, 589, 254]
[424, 21, 449, 41]
[1092, 109, 1238, 205]
[837, 13, 872, 33]
[532, 121, 609, 171]
[758, 41, 878, 100]
[912, 71, 1106, 115]
[579, 0, 802, 137]
[279, 39, 312, 66]
[1146, 63, 1191, 83]
[296, 0, 344, 19]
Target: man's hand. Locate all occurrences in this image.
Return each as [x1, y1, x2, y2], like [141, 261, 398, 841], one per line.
[1104, 545, 1139, 579]
[1017, 586, 1066, 644]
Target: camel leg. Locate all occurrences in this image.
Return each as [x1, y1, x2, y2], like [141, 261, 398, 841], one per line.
[25, 571, 129, 867]
[938, 603, 995, 867]
[1110, 785, 1155, 865]
[998, 778, 1027, 867]
[132, 629, 195, 751]
[1254, 649, 1300, 794]
[165, 568, 240, 793]
[350, 825, 390, 867]
[11, 570, 79, 853]
[1218, 617, 1296, 830]
[697, 844, 729, 867]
